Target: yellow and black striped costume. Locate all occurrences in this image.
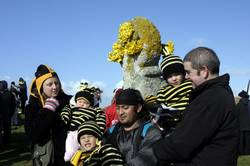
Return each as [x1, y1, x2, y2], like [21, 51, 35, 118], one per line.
[71, 144, 124, 166]
[61, 105, 106, 132]
[157, 80, 193, 111]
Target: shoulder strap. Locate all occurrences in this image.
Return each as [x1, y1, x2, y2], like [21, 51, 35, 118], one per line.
[108, 123, 121, 134]
[106, 123, 121, 149]
[133, 121, 153, 157]
[108, 124, 116, 134]
[141, 122, 153, 138]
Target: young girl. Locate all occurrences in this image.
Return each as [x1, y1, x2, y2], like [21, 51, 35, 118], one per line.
[71, 121, 124, 166]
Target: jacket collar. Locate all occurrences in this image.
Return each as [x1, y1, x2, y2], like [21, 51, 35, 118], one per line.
[190, 73, 230, 100]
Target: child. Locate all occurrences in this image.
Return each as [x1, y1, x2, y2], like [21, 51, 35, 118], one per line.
[146, 42, 193, 135]
[71, 121, 124, 166]
[61, 89, 106, 162]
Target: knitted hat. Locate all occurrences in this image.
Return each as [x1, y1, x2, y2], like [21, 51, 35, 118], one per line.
[77, 121, 102, 143]
[75, 90, 94, 106]
[160, 54, 185, 80]
[238, 90, 249, 99]
[34, 64, 59, 106]
[116, 88, 144, 105]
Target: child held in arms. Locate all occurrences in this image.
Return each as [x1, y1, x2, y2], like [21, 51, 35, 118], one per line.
[146, 42, 193, 136]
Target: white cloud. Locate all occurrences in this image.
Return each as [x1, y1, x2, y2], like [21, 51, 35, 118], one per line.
[224, 68, 250, 77]
[61, 79, 114, 107]
[0, 75, 11, 81]
[190, 38, 208, 47]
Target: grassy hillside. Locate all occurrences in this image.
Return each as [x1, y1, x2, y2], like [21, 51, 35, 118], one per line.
[0, 124, 31, 166]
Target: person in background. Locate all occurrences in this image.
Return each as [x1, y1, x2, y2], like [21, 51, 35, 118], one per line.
[152, 47, 239, 166]
[104, 88, 122, 129]
[25, 64, 72, 166]
[61, 89, 106, 162]
[93, 87, 102, 107]
[10, 81, 20, 126]
[70, 121, 124, 166]
[105, 88, 162, 166]
[18, 77, 28, 114]
[236, 90, 250, 155]
[0, 80, 16, 147]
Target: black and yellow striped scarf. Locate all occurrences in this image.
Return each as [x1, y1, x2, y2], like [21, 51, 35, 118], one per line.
[157, 80, 193, 111]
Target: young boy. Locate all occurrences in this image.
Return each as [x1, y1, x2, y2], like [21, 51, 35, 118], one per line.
[61, 89, 106, 162]
[71, 121, 124, 166]
[146, 42, 193, 135]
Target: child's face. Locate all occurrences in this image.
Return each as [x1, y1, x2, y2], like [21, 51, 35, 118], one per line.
[79, 134, 97, 151]
[76, 98, 90, 108]
[166, 73, 184, 87]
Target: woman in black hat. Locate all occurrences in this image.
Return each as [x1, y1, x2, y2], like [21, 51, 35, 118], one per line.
[25, 64, 72, 166]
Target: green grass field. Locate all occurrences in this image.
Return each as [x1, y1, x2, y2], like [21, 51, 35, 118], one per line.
[1, 115, 250, 166]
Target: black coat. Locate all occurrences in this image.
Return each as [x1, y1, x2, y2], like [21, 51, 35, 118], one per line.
[0, 89, 16, 121]
[153, 74, 239, 166]
[25, 91, 72, 165]
[236, 98, 250, 131]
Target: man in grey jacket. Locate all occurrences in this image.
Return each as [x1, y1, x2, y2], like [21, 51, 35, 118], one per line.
[152, 47, 239, 166]
[105, 88, 162, 166]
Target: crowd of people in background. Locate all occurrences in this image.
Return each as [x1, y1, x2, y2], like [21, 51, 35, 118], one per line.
[0, 77, 27, 149]
[0, 46, 250, 165]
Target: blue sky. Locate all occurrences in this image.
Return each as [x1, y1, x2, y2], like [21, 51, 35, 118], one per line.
[1, 0, 250, 106]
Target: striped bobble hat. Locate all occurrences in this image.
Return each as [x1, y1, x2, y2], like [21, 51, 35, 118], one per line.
[77, 121, 102, 143]
[160, 41, 185, 80]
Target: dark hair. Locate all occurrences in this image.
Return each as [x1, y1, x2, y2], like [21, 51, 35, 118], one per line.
[184, 47, 220, 75]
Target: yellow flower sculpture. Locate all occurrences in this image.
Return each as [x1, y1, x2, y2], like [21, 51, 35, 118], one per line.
[108, 21, 143, 63]
[118, 22, 134, 42]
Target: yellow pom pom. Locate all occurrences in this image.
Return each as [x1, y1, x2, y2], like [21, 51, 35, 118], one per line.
[162, 40, 174, 56]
